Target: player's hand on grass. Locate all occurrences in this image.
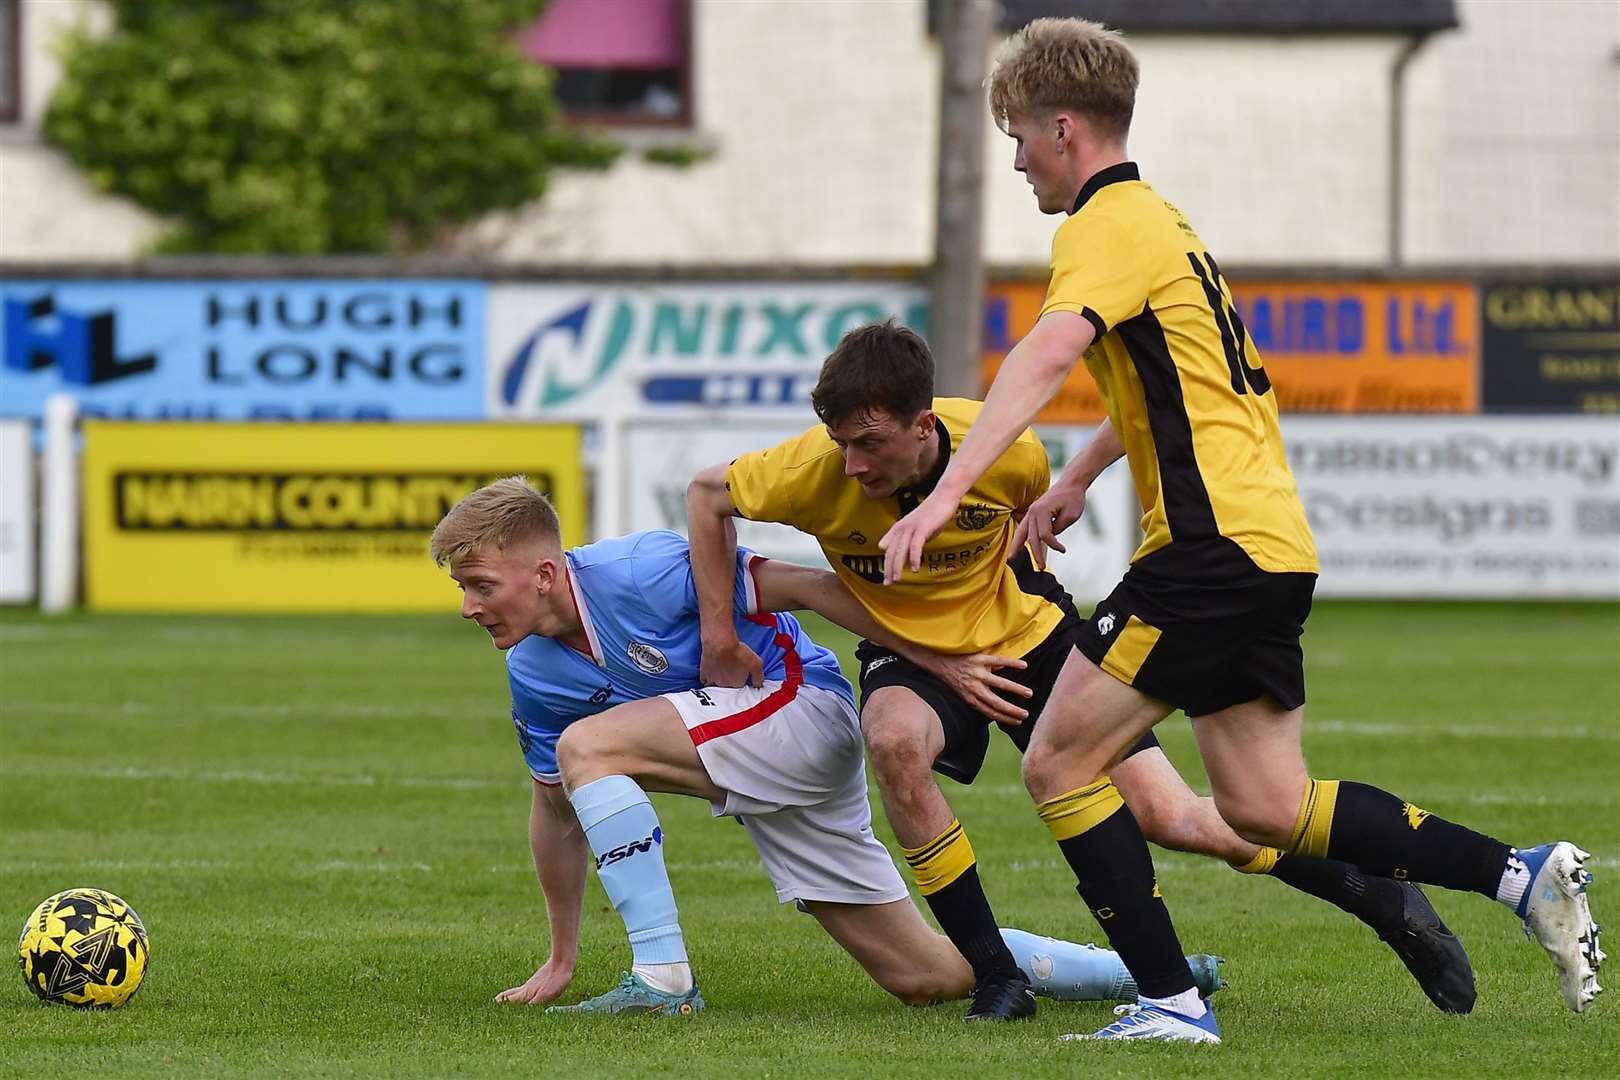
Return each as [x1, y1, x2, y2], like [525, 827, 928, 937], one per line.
[496, 957, 574, 1005]
[700, 636, 765, 689]
[1012, 482, 1087, 571]
[925, 652, 1032, 728]
[878, 492, 956, 584]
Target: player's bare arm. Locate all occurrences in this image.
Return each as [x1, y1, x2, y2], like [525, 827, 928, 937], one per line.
[1012, 416, 1125, 570]
[878, 311, 1096, 583]
[749, 558, 1033, 726]
[495, 779, 589, 1005]
[687, 462, 764, 688]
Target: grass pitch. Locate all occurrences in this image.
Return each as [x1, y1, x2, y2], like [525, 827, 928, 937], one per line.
[2, 602, 1617, 1078]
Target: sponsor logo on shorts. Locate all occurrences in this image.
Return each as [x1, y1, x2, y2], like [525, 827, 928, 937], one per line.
[1403, 802, 1432, 830]
[595, 827, 663, 869]
[847, 530, 868, 545]
[1096, 612, 1116, 635]
[863, 655, 898, 678]
[690, 688, 715, 707]
[627, 641, 670, 674]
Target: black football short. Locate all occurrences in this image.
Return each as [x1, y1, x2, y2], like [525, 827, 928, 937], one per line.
[1072, 538, 1317, 718]
[856, 622, 1162, 785]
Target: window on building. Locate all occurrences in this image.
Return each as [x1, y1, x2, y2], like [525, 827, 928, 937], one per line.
[517, 0, 691, 127]
[0, 0, 21, 124]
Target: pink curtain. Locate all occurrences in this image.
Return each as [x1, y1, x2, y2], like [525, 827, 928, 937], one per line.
[517, 0, 682, 70]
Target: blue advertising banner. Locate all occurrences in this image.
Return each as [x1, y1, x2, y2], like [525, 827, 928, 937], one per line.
[0, 280, 486, 421]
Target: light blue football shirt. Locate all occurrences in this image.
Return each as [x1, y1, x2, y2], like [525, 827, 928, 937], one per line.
[505, 529, 855, 783]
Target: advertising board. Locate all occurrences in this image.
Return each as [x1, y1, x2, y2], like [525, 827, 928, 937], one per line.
[0, 419, 34, 602]
[1031, 427, 1139, 604]
[0, 280, 486, 421]
[82, 422, 582, 611]
[1284, 415, 1619, 598]
[1481, 281, 1620, 413]
[980, 280, 1480, 422]
[487, 282, 928, 419]
[621, 420, 831, 567]
[618, 418, 1137, 604]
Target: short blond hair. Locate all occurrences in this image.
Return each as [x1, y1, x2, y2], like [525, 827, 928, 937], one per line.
[987, 18, 1139, 139]
[429, 476, 560, 567]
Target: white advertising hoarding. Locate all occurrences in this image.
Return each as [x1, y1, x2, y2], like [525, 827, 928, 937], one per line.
[488, 282, 928, 420]
[621, 419, 830, 567]
[609, 417, 1620, 608]
[1283, 415, 1620, 598]
[0, 420, 36, 603]
[617, 418, 1138, 606]
[614, 413, 1614, 608]
[1032, 427, 1139, 605]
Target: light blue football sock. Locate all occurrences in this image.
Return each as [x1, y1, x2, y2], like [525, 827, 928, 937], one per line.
[569, 775, 688, 967]
[1000, 927, 1131, 1001]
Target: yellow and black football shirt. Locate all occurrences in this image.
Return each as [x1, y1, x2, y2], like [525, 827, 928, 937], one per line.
[1041, 162, 1318, 576]
[726, 397, 1065, 658]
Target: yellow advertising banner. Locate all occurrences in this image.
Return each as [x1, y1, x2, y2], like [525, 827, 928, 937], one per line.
[981, 280, 1480, 422]
[83, 422, 584, 612]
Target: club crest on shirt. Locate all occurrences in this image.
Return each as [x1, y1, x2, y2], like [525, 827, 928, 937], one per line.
[955, 503, 996, 531]
[510, 708, 532, 754]
[627, 641, 670, 675]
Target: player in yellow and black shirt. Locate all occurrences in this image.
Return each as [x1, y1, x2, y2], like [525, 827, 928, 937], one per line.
[880, 17, 1601, 1039]
[726, 396, 1062, 670]
[687, 321, 1478, 1026]
[689, 328, 1129, 1020]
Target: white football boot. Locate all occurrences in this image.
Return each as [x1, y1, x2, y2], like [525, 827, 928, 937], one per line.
[1514, 841, 1605, 1012]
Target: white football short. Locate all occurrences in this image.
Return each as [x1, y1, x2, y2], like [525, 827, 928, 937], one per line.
[663, 681, 909, 907]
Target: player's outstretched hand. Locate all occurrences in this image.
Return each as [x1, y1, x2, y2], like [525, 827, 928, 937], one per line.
[700, 637, 765, 689]
[927, 652, 1033, 728]
[877, 492, 956, 584]
[495, 957, 574, 1005]
[1011, 482, 1087, 571]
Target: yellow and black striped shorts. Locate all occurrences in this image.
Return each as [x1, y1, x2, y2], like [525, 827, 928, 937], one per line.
[1072, 538, 1317, 718]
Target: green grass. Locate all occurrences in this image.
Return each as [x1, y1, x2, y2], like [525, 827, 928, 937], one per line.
[1, 602, 1617, 1077]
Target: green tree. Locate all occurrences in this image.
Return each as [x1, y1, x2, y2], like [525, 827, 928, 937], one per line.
[45, 0, 617, 253]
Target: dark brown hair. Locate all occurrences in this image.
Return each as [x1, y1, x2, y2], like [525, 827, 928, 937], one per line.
[811, 320, 935, 427]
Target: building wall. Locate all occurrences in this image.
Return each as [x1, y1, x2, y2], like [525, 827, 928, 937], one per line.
[986, 33, 1405, 267]
[1403, 0, 1620, 264]
[1, 0, 1615, 267]
[0, 0, 164, 260]
[455, 0, 936, 264]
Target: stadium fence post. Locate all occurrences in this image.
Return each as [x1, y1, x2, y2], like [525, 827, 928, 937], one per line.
[40, 393, 80, 614]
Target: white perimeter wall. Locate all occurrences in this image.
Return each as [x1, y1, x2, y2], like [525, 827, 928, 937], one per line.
[1403, 0, 1620, 264]
[1, 0, 1615, 267]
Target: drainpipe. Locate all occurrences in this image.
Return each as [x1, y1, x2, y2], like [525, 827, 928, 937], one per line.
[1389, 32, 1432, 267]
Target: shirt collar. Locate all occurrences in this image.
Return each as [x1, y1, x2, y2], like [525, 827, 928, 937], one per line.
[896, 415, 951, 512]
[1071, 161, 1141, 214]
[561, 556, 605, 666]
